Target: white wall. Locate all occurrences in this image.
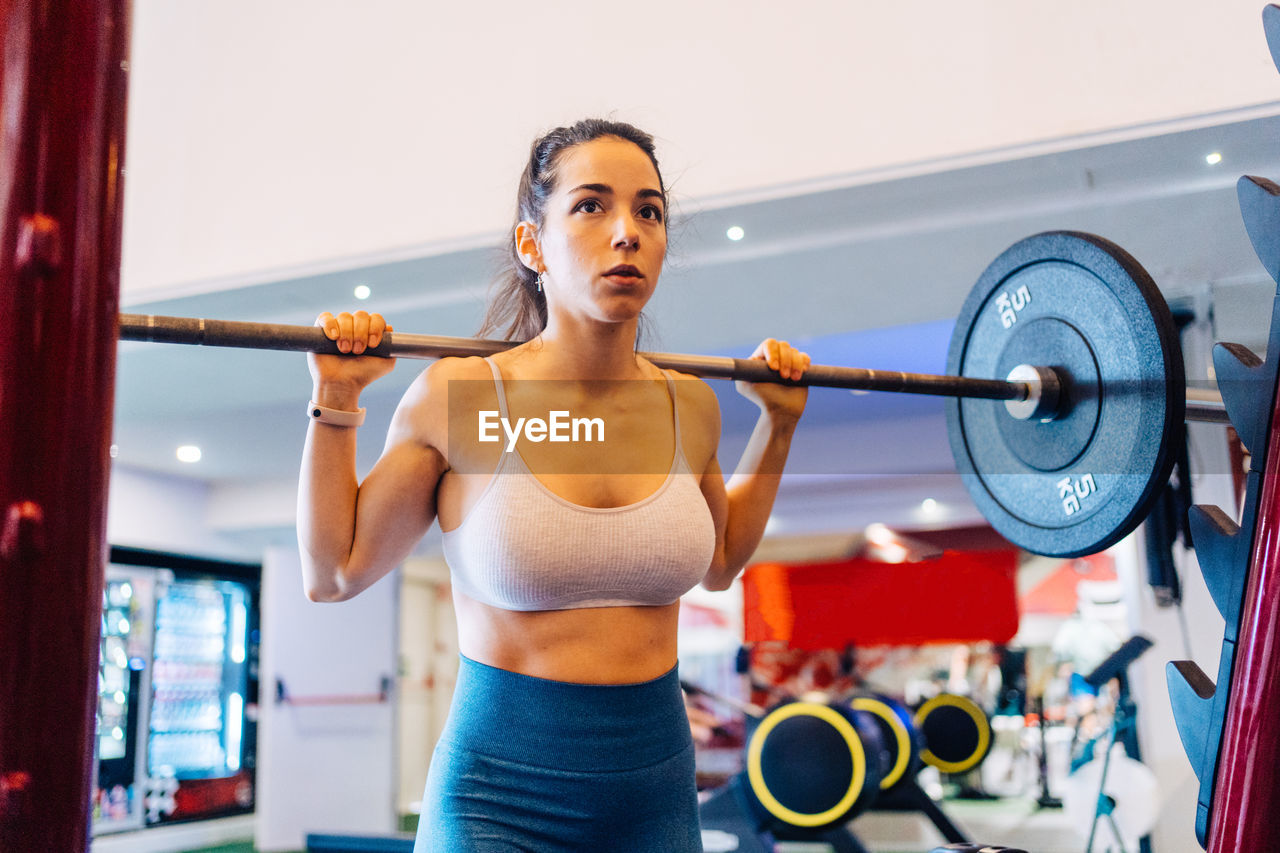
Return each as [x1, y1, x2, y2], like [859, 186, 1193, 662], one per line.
[107, 465, 257, 559]
[256, 545, 399, 851]
[121, 0, 1280, 300]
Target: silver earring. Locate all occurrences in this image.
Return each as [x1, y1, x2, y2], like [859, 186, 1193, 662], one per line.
[536, 272, 545, 293]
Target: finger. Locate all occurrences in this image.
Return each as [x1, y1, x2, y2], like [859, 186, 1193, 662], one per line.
[336, 312, 353, 354]
[777, 344, 809, 381]
[369, 313, 388, 349]
[795, 352, 812, 379]
[768, 339, 794, 379]
[352, 310, 370, 355]
[781, 343, 808, 381]
[316, 312, 338, 340]
[776, 340, 795, 379]
[756, 338, 779, 370]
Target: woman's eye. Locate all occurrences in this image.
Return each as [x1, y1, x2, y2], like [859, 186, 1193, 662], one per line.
[575, 199, 602, 213]
[639, 205, 664, 222]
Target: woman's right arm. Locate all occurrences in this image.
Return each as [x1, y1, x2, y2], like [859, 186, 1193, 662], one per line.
[297, 311, 449, 602]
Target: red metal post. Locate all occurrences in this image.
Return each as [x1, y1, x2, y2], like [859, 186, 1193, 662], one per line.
[0, 0, 130, 850]
[1207, 381, 1280, 850]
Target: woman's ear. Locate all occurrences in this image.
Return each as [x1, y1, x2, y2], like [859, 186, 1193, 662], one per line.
[515, 221, 542, 274]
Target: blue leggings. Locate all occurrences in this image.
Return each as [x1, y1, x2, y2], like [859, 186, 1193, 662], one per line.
[415, 655, 702, 852]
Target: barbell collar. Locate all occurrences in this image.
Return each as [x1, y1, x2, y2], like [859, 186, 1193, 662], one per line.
[1003, 364, 1063, 421]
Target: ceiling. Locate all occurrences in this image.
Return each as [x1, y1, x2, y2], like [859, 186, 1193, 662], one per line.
[111, 111, 1280, 556]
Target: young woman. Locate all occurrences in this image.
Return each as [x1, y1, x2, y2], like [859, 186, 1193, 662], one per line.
[298, 119, 810, 851]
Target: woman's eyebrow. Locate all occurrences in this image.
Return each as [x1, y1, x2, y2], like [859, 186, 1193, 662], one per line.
[570, 183, 664, 201]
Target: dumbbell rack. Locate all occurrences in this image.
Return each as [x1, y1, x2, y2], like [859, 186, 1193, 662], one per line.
[1165, 6, 1280, 850]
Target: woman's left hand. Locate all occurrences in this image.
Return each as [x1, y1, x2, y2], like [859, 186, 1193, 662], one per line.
[734, 338, 811, 421]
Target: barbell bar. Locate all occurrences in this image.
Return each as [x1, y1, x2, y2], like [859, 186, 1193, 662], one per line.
[117, 312, 1225, 422]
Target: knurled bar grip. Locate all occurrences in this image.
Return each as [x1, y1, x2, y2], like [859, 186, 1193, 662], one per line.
[118, 313, 1025, 400]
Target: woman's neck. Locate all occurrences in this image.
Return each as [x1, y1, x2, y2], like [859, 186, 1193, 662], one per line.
[530, 315, 648, 381]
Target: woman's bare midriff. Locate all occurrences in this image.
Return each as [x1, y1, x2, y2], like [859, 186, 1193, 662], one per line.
[453, 591, 682, 684]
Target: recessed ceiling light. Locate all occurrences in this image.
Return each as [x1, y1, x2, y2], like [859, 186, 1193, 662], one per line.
[726, 226, 745, 242]
[109, 444, 118, 458]
[353, 284, 371, 300]
[921, 498, 940, 514]
[1205, 152, 1223, 165]
[176, 445, 202, 463]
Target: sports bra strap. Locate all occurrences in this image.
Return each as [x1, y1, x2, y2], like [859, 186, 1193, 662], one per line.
[483, 357, 510, 421]
[661, 370, 681, 437]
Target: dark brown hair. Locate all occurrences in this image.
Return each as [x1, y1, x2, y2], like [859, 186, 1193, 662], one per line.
[479, 119, 667, 341]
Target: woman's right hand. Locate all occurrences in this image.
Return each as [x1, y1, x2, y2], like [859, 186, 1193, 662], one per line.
[307, 310, 397, 393]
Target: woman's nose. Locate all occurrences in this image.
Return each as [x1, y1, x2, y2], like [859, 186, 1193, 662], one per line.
[611, 215, 639, 250]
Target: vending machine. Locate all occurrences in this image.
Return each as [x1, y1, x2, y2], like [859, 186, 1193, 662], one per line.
[92, 547, 260, 835]
[92, 564, 158, 833]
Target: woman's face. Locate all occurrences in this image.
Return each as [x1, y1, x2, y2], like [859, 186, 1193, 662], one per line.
[526, 136, 667, 326]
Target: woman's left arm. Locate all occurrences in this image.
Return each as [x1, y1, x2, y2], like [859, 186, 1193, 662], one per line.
[699, 339, 810, 590]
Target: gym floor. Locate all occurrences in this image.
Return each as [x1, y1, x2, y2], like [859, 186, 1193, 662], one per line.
[163, 794, 1080, 853]
[851, 797, 1079, 853]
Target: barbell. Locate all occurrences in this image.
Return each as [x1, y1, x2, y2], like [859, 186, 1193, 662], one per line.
[116, 312, 1226, 419]
[119, 231, 1226, 558]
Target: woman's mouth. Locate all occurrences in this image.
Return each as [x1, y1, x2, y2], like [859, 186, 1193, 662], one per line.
[602, 265, 643, 282]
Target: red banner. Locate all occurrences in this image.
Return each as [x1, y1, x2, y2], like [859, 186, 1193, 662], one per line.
[743, 550, 1019, 649]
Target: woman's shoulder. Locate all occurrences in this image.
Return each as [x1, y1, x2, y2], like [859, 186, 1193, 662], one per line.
[660, 367, 720, 418]
[407, 355, 496, 397]
[388, 356, 502, 462]
[394, 356, 497, 426]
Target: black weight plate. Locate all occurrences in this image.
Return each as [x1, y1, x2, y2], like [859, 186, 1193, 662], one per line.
[945, 232, 1185, 558]
[851, 694, 921, 790]
[745, 701, 877, 829]
[914, 694, 992, 775]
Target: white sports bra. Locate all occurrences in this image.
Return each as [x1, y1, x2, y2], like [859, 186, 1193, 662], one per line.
[441, 358, 716, 611]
